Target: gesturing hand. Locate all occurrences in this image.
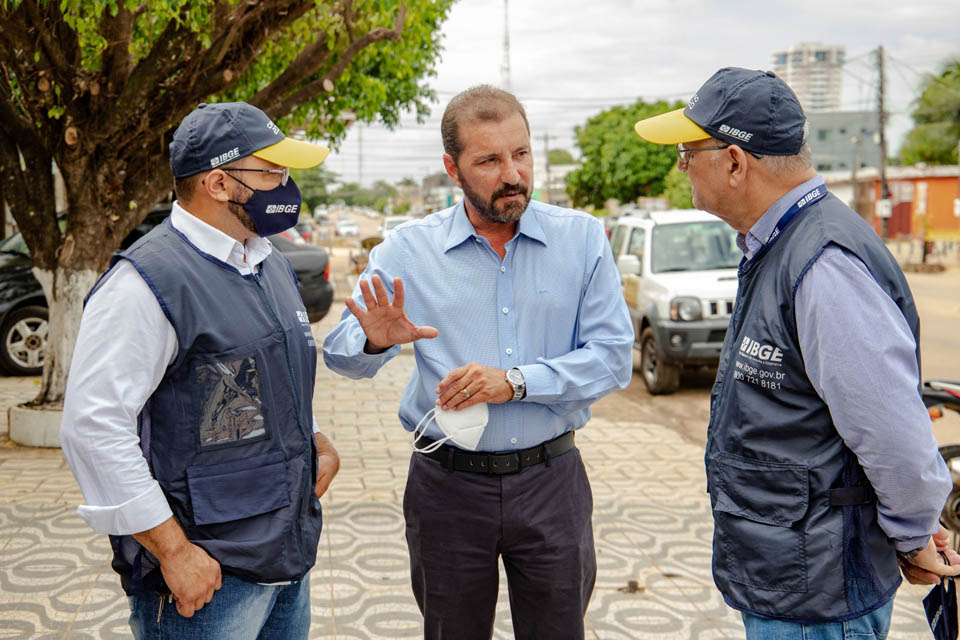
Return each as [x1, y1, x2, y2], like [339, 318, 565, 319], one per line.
[345, 275, 438, 351]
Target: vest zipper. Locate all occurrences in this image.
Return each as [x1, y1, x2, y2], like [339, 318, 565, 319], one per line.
[252, 268, 310, 575]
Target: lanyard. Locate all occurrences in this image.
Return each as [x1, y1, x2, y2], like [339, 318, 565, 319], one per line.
[766, 184, 828, 245]
[739, 184, 829, 275]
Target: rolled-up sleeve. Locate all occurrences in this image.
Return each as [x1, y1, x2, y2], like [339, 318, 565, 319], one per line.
[60, 261, 176, 535]
[518, 223, 634, 410]
[795, 245, 951, 550]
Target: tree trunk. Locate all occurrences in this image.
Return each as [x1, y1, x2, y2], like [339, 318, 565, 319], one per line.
[30, 266, 99, 408]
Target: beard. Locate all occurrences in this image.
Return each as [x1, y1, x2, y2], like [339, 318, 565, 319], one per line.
[228, 185, 258, 234]
[459, 174, 530, 224]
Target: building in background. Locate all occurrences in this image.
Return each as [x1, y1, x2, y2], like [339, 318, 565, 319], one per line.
[823, 165, 959, 237]
[534, 161, 577, 209]
[772, 42, 845, 112]
[806, 110, 882, 172]
[422, 172, 458, 213]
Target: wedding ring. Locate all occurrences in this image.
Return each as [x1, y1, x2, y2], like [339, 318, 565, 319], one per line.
[462, 389, 470, 399]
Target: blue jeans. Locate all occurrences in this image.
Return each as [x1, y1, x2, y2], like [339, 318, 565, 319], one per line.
[128, 573, 311, 640]
[741, 598, 894, 640]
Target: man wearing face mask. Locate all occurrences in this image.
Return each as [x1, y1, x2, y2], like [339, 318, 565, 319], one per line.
[61, 102, 339, 639]
[323, 85, 634, 639]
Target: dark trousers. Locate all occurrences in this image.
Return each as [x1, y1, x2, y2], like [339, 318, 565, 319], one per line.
[403, 446, 596, 640]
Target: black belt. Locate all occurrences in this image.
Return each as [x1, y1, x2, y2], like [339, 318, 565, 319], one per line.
[416, 431, 576, 475]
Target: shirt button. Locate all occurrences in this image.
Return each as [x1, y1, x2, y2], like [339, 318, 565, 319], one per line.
[502, 307, 509, 314]
[505, 348, 513, 355]
[475, 237, 482, 243]
[510, 438, 518, 445]
[500, 266, 506, 273]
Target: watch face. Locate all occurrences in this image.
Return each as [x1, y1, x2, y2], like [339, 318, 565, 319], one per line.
[507, 369, 523, 385]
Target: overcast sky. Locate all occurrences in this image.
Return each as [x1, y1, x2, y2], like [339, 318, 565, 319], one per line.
[323, 0, 960, 187]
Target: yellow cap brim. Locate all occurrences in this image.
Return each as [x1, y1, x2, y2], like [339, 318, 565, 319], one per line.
[634, 108, 710, 145]
[252, 137, 330, 169]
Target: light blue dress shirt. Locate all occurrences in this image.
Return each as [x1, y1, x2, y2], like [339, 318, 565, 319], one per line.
[740, 175, 951, 551]
[323, 200, 634, 452]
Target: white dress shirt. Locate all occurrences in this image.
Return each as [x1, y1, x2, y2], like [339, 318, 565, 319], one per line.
[61, 202, 320, 536]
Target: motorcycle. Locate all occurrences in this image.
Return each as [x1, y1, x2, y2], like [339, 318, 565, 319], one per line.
[923, 380, 960, 540]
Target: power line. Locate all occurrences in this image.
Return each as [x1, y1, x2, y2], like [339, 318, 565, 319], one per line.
[887, 54, 960, 97]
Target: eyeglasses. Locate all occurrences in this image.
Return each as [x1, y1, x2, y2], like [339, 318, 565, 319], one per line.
[675, 143, 764, 167]
[223, 166, 290, 186]
[675, 143, 731, 166]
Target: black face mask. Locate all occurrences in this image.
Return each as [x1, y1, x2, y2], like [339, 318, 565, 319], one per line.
[226, 174, 303, 237]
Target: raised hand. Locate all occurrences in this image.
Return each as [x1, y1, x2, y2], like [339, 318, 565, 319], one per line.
[344, 275, 438, 351]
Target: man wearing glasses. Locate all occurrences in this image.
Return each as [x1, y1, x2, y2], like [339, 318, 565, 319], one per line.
[634, 68, 959, 638]
[61, 102, 339, 639]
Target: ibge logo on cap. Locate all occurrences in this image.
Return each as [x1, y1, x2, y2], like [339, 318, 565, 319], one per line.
[210, 146, 240, 168]
[688, 94, 700, 110]
[266, 121, 281, 137]
[718, 124, 754, 142]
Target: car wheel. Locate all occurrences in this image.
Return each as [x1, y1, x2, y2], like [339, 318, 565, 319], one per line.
[0, 305, 48, 376]
[640, 327, 680, 395]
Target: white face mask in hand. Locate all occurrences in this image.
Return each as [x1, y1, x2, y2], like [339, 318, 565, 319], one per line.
[412, 403, 489, 453]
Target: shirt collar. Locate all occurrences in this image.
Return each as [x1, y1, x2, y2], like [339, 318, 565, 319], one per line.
[170, 201, 273, 268]
[739, 175, 826, 260]
[442, 200, 548, 253]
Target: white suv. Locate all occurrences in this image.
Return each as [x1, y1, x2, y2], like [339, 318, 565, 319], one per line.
[610, 209, 740, 394]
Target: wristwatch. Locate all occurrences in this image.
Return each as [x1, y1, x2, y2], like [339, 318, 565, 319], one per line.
[897, 546, 924, 561]
[506, 367, 526, 401]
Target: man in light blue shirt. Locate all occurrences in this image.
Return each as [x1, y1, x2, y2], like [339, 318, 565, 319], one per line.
[323, 85, 633, 639]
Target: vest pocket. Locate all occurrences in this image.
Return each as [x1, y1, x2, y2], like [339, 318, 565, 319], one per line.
[193, 354, 267, 449]
[186, 451, 291, 526]
[713, 452, 810, 592]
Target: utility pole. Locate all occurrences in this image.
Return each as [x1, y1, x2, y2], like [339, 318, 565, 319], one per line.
[851, 135, 861, 217]
[876, 46, 890, 237]
[500, 0, 511, 91]
[542, 133, 551, 204]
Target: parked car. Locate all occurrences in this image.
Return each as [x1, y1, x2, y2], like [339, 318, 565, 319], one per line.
[335, 219, 359, 237]
[273, 225, 305, 245]
[0, 206, 334, 376]
[0, 233, 51, 376]
[380, 215, 413, 238]
[295, 220, 315, 244]
[610, 209, 740, 394]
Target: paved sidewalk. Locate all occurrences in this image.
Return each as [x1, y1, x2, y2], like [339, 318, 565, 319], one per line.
[0, 307, 938, 638]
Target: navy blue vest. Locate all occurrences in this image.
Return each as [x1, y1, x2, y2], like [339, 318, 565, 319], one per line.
[91, 219, 321, 595]
[706, 193, 918, 622]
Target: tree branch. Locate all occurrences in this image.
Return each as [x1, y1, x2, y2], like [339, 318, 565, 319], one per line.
[0, 132, 59, 270]
[248, 39, 332, 112]
[0, 64, 43, 152]
[114, 1, 311, 125]
[21, 1, 73, 82]
[264, 5, 407, 120]
[100, 5, 136, 90]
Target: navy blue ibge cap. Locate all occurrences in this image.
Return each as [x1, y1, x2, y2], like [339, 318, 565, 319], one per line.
[634, 68, 806, 156]
[169, 102, 329, 178]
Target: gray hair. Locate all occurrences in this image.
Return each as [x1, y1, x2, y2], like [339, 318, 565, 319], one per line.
[441, 85, 529, 163]
[759, 144, 813, 175]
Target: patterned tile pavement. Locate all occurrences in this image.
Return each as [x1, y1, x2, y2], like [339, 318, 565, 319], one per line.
[0, 307, 940, 639]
